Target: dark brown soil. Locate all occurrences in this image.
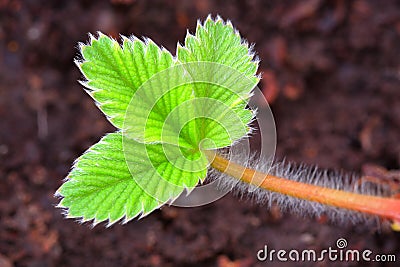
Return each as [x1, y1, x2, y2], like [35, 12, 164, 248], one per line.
[1, 0, 400, 266]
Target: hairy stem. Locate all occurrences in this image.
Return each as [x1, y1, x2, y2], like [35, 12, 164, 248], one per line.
[205, 151, 400, 223]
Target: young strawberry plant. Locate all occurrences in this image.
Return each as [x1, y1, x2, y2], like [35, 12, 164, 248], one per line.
[56, 16, 400, 228]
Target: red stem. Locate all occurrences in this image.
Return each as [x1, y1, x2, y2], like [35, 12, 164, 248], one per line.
[205, 151, 400, 223]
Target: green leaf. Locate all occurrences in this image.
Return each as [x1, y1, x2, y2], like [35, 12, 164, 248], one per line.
[57, 132, 207, 225]
[177, 15, 259, 86]
[123, 64, 252, 149]
[77, 33, 174, 129]
[58, 16, 261, 225]
[124, 16, 259, 149]
[175, 16, 259, 147]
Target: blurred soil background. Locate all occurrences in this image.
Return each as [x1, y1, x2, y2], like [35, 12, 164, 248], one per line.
[1, 0, 400, 266]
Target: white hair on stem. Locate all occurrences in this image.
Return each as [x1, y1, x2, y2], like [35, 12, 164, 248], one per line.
[206, 147, 390, 227]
